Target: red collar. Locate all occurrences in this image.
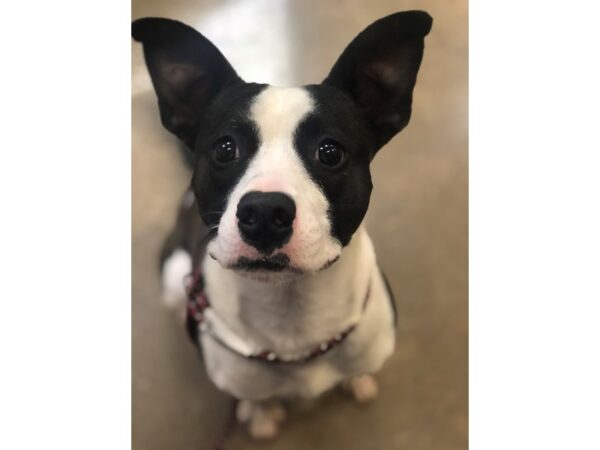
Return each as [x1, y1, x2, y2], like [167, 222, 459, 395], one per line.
[185, 268, 370, 364]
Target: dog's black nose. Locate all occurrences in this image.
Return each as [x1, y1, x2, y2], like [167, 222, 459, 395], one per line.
[236, 191, 296, 254]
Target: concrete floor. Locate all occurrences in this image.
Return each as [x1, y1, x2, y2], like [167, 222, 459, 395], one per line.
[132, 1, 468, 449]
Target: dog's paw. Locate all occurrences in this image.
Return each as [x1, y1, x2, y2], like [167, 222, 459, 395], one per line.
[236, 400, 254, 423]
[237, 400, 286, 440]
[266, 401, 286, 424]
[161, 248, 191, 311]
[248, 411, 279, 440]
[344, 374, 379, 403]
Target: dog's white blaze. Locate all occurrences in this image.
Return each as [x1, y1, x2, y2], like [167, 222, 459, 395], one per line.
[250, 86, 313, 146]
[209, 86, 341, 272]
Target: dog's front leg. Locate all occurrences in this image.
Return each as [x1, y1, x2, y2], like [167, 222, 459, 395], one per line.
[236, 399, 286, 440]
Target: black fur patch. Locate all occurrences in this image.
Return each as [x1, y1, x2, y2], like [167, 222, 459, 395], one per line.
[190, 83, 267, 229]
[294, 85, 375, 246]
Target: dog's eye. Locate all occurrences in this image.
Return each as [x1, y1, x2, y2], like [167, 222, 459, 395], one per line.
[316, 139, 345, 168]
[213, 136, 239, 164]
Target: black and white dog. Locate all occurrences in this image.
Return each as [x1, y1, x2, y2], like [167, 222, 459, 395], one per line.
[133, 11, 431, 439]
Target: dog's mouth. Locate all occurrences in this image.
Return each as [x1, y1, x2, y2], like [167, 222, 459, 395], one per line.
[208, 251, 341, 275]
[231, 254, 300, 273]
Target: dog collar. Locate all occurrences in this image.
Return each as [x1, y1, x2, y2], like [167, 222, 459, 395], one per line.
[185, 268, 371, 364]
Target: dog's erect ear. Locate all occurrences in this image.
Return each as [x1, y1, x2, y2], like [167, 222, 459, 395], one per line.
[132, 18, 242, 147]
[323, 11, 432, 150]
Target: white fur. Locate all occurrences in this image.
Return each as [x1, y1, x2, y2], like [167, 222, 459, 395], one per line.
[161, 248, 191, 309]
[202, 308, 255, 356]
[207, 86, 341, 275]
[200, 226, 396, 400]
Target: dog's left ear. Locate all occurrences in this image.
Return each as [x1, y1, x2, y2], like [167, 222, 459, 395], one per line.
[324, 11, 432, 151]
[132, 18, 242, 147]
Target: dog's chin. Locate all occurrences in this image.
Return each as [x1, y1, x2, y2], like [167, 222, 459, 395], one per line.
[234, 268, 300, 284]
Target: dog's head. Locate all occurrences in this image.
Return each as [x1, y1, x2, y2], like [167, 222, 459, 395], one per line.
[133, 11, 431, 280]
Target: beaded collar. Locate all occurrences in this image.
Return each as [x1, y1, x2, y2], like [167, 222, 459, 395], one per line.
[185, 268, 371, 364]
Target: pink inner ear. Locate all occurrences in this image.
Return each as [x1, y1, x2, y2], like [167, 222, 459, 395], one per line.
[161, 63, 205, 88]
[155, 60, 210, 128]
[364, 62, 401, 86]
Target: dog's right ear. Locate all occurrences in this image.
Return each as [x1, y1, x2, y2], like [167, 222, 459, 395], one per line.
[132, 18, 241, 147]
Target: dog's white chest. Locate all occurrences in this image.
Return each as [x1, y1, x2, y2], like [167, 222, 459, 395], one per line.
[198, 229, 396, 400]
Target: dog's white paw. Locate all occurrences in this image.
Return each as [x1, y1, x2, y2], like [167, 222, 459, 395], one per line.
[236, 399, 254, 423]
[345, 374, 379, 403]
[237, 400, 286, 440]
[269, 402, 286, 423]
[248, 412, 279, 440]
[161, 248, 191, 310]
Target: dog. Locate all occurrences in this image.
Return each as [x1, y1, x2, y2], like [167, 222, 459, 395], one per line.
[132, 10, 431, 439]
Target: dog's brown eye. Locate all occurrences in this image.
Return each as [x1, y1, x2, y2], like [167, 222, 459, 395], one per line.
[213, 137, 239, 164]
[316, 139, 345, 168]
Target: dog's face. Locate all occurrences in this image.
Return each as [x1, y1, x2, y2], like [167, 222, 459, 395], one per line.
[133, 12, 431, 279]
[191, 84, 375, 276]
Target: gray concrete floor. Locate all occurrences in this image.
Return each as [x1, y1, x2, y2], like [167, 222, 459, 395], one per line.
[132, 1, 468, 449]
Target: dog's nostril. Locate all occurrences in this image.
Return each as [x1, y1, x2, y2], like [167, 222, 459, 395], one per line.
[238, 206, 258, 225]
[272, 207, 292, 228]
